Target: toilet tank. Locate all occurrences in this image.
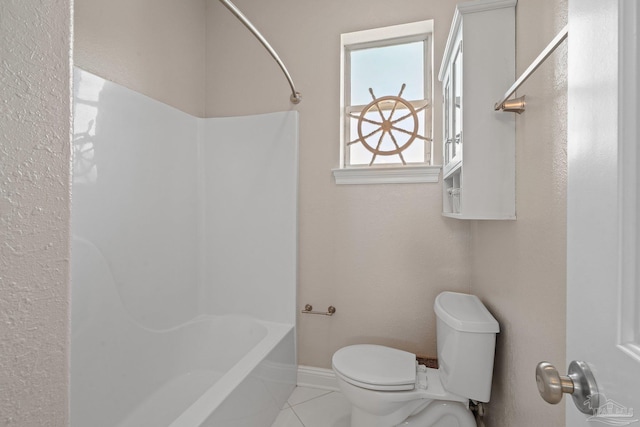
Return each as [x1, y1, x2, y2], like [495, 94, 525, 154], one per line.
[434, 292, 499, 403]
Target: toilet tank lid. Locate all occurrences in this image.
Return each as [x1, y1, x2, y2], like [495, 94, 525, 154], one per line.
[435, 292, 500, 333]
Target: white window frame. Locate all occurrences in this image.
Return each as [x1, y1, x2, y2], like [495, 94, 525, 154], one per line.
[334, 20, 441, 185]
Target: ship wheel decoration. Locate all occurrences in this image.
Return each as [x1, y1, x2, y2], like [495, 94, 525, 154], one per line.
[348, 84, 431, 166]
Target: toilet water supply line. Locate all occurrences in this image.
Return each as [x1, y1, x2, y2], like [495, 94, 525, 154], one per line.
[218, 0, 302, 104]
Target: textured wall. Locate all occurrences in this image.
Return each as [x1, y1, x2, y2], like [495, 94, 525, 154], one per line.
[205, 0, 471, 368]
[74, 0, 207, 117]
[73, 0, 471, 370]
[73, 6, 569, 426]
[0, 0, 72, 425]
[468, 0, 568, 425]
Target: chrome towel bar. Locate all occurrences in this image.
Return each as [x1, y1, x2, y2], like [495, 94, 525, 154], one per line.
[219, 0, 302, 104]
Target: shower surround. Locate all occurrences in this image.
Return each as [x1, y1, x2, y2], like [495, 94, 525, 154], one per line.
[71, 68, 298, 426]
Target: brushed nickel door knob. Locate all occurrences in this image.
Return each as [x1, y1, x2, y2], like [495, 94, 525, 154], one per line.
[535, 360, 600, 415]
[536, 361, 574, 404]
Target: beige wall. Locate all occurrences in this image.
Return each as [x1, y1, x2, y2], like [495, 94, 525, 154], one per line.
[206, 0, 472, 367]
[71, 1, 568, 426]
[72, 0, 471, 367]
[74, 0, 207, 117]
[469, 0, 568, 425]
[207, 2, 568, 426]
[73, 0, 471, 366]
[0, 1, 72, 425]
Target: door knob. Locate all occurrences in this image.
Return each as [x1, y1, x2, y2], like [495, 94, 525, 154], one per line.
[535, 360, 600, 415]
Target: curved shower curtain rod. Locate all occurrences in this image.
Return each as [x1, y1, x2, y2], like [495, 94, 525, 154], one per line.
[219, 0, 302, 104]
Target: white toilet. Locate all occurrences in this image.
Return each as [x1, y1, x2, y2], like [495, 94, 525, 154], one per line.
[332, 291, 499, 427]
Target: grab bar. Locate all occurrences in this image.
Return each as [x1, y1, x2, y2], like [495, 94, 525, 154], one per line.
[494, 25, 568, 113]
[219, 0, 302, 104]
[301, 304, 336, 316]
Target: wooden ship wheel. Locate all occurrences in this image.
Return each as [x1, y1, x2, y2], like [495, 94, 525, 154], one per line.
[348, 84, 431, 166]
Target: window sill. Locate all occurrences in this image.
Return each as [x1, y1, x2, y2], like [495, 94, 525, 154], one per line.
[332, 165, 441, 185]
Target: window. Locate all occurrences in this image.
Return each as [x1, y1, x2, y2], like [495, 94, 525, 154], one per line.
[334, 20, 440, 185]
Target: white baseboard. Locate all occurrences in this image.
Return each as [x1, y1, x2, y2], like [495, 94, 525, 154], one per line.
[297, 365, 340, 391]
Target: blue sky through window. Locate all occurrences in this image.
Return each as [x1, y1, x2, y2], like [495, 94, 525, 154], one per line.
[350, 41, 424, 105]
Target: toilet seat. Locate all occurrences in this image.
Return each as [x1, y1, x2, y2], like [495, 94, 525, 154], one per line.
[332, 345, 416, 391]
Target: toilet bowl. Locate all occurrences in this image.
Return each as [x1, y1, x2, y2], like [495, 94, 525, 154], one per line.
[332, 292, 499, 427]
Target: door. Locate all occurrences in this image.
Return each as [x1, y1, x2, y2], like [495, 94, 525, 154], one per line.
[565, 0, 640, 425]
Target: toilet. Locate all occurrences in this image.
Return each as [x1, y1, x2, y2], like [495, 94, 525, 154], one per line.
[332, 291, 499, 427]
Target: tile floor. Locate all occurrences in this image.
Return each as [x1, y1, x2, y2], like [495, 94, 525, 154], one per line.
[270, 387, 351, 427]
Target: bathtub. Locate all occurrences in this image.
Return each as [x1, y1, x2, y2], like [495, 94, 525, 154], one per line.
[72, 313, 295, 427]
[71, 239, 296, 427]
[71, 71, 298, 426]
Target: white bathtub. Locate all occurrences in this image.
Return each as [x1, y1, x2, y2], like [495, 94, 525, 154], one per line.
[71, 70, 298, 427]
[71, 238, 296, 427]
